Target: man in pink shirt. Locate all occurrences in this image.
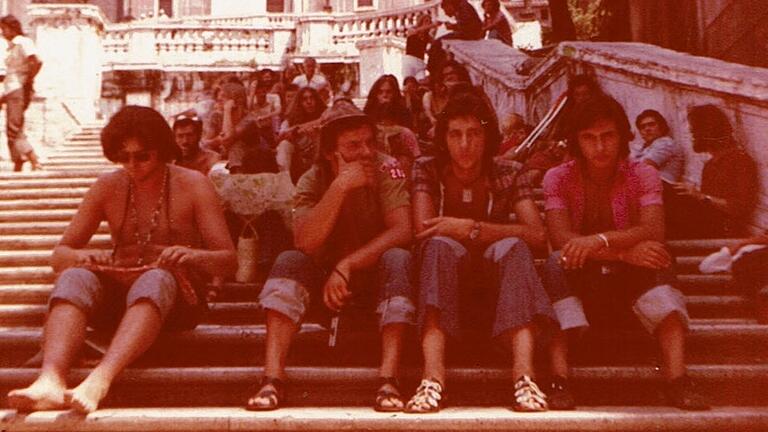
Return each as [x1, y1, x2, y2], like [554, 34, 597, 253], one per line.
[540, 95, 708, 411]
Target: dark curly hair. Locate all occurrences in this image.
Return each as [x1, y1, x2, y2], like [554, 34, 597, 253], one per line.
[101, 106, 181, 163]
[565, 94, 633, 160]
[434, 92, 501, 173]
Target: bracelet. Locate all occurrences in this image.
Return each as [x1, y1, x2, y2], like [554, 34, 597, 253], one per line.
[333, 267, 350, 285]
[596, 233, 610, 248]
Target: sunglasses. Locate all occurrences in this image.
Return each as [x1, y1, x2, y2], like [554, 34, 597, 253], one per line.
[114, 149, 155, 163]
[175, 114, 201, 122]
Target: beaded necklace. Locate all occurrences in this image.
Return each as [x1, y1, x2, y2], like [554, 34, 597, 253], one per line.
[125, 166, 169, 265]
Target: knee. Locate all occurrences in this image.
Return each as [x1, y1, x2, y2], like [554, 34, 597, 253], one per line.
[484, 237, 532, 263]
[379, 248, 411, 272]
[633, 284, 690, 334]
[259, 277, 310, 325]
[422, 236, 466, 259]
[50, 268, 102, 314]
[377, 295, 416, 329]
[127, 269, 178, 320]
[269, 250, 312, 277]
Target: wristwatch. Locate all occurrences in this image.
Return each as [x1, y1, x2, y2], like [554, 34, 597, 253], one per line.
[468, 221, 482, 241]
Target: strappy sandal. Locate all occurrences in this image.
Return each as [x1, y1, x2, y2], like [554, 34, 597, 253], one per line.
[245, 376, 284, 411]
[374, 377, 404, 412]
[512, 375, 548, 412]
[404, 378, 444, 414]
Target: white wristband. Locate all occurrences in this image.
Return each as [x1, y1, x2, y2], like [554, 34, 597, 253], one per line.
[597, 233, 610, 248]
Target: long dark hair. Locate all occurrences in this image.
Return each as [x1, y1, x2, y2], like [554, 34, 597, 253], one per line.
[285, 87, 325, 126]
[434, 92, 501, 173]
[635, 109, 671, 136]
[0, 15, 23, 37]
[364, 74, 411, 127]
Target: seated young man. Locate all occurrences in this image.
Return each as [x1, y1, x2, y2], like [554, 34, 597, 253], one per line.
[404, 93, 556, 413]
[7, 106, 236, 413]
[666, 104, 758, 239]
[173, 112, 220, 175]
[541, 95, 708, 411]
[248, 100, 415, 412]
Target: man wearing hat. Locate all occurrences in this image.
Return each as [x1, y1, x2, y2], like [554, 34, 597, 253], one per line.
[173, 112, 220, 175]
[247, 99, 415, 412]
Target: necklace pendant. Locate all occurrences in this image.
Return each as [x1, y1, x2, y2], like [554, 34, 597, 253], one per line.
[462, 188, 473, 203]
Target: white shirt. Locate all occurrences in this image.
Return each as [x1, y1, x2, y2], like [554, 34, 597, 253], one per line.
[4, 35, 37, 96]
[291, 73, 329, 91]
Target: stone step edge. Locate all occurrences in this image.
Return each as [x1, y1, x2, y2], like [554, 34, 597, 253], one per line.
[0, 320, 765, 345]
[3, 407, 767, 432]
[2, 364, 768, 386]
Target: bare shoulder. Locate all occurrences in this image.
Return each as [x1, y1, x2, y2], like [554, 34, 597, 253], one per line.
[170, 164, 208, 185]
[87, 169, 126, 199]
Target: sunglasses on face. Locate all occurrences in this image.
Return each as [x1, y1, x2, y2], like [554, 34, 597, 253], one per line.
[114, 149, 155, 163]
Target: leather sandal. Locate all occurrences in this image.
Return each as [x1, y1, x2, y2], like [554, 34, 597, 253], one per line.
[404, 378, 444, 414]
[374, 377, 404, 412]
[512, 375, 548, 412]
[245, 376, 284, 411]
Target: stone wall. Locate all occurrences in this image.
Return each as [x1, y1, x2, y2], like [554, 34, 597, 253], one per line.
[445, 40, 768, 232]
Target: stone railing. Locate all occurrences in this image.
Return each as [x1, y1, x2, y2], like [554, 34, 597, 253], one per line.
[329, 1, 439, 55]
[444, 39, 768, 231]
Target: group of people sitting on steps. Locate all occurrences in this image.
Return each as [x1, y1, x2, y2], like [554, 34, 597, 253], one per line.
[6, 57, 764, 416]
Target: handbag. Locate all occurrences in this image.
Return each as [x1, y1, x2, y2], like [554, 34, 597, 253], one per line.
[235, 217, 260, 283]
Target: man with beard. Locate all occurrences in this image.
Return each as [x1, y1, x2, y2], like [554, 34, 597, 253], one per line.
[173, 113, 220, 174]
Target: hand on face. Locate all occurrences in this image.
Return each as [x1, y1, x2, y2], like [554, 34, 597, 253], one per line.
[334, 152, 375, 192]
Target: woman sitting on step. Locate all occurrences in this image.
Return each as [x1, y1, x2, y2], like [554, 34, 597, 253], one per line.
[405, 93, 556, 413]
[6, 106, 236, 414]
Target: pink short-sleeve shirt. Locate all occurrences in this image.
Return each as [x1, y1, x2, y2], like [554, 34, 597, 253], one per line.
[543, 159, 663, 231]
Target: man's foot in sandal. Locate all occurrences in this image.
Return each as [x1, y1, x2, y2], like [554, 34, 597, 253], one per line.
[404, 378, 444, 414]
[512, 375, 548, 412]
[374, 377, 404, 412]
[245, 377, 284, 411]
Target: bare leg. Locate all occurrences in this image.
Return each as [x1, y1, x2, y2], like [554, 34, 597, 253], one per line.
[657, 313, 686, 380]
[26, 151, 42, 170]
[247, 309, 298, 407]
[377, 323, 406, 410]
[497, 324, 536, 380]
[65, 301, 163, 413]
[7, 302, 87, 411]
[422, 308, 446, 385]
[549, 330, 570, 378]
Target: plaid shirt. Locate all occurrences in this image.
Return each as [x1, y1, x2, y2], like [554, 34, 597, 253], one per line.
[411, 156, 535, 223]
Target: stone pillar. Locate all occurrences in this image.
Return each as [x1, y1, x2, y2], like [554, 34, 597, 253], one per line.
[26, 4, 106, 123]
[297, 13, 335, 56]
[356, 36, 406, 97]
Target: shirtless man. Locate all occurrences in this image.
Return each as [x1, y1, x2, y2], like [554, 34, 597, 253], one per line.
[7, 106, 236, 413]
[173, 113, 220, 175]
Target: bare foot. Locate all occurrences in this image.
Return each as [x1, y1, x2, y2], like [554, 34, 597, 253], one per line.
[64, 377, 110, 414]
[7, 376, 66, 412]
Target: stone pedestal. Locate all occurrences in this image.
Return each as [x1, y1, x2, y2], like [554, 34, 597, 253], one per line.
[356, 36, 406, 97]
[26, 4, 105, 124]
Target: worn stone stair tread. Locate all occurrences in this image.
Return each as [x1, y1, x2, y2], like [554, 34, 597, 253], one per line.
[0, 189, 89, 200]
[0, 170, 107, 180]
[0, 235, 110, 250]
[0, 198, 84, 210]
[2, 364, 768, 387]
[2, 406, 767, 432]
[0, 285, 52, 304]
[2, 178, 96, 189]
[1, 320, 765, 346]
[0, 221, 107, 236]
[0, 295, 752, 326]
[0, 209, 78, 223]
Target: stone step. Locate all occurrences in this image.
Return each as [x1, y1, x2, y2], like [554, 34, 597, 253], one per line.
[0, 198, 82, 211]
[0, 295, 752, 326]
[0, 188, 88, 200]
[37, 162, 112, 170]
[2, 178, 96, 189]
[0, 235, 110, 250]
[3, 407, 768, 432]
[2, 365, 768, 409]
[0, 285, 51, 304]
[46, 152, 105, 159]
[0, 221, 107, 236]
[0, 209, 76, 223]
[42, 157, 109, 165]
[0, 250, 53, 266]
[0, 170, 107, 180]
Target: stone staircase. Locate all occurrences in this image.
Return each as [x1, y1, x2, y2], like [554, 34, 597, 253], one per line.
[1, 127, 768, 431]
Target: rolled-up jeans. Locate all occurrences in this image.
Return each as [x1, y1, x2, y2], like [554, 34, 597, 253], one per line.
[2, 89, 33, 163]
[259, 248, 416, 329]
[541, 251, 689, 334]
[416, 236, 556, 339]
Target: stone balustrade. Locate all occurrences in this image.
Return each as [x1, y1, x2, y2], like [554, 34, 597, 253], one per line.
[444, 39, 768, 231]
